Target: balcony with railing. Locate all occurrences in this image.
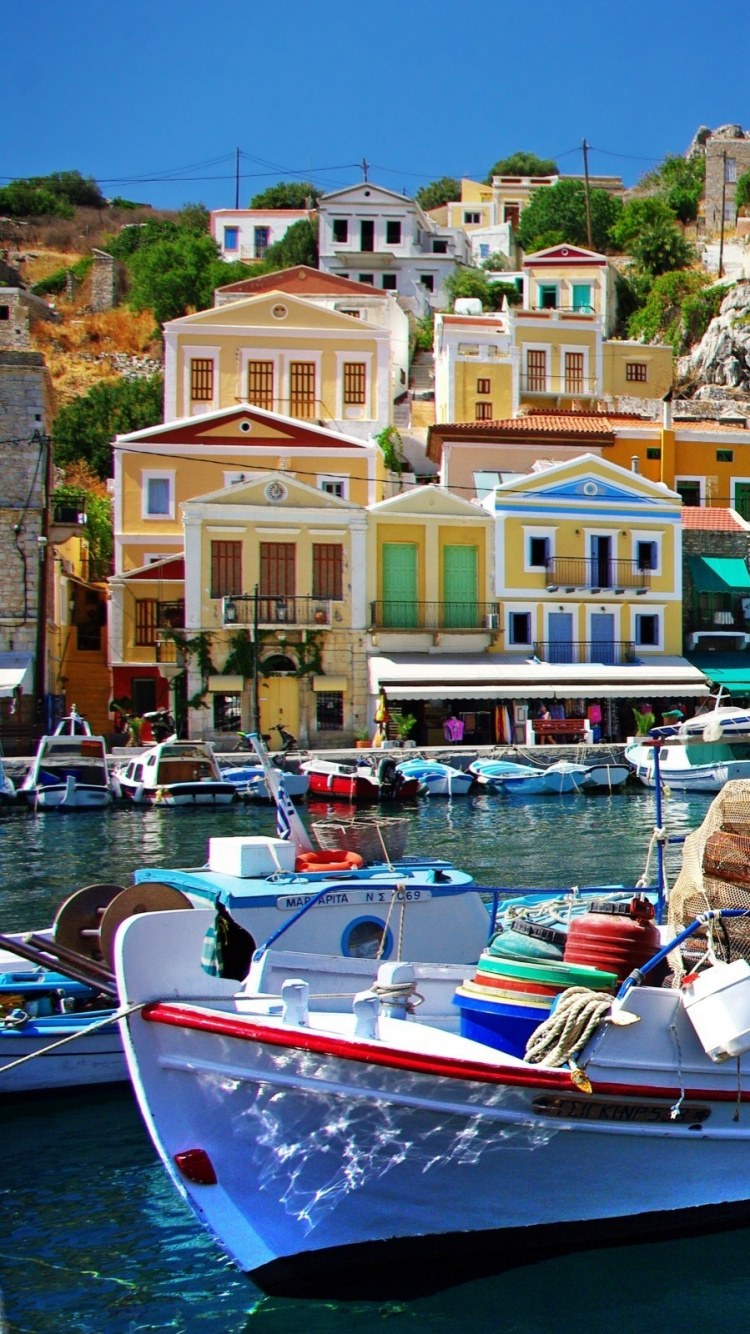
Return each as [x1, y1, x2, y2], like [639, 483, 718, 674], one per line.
[520, 372, 599, 397]
[49, 492, 87, 544]
[533, 640, 637, 665]
[222, 595, 333, 627]
[370, 601, 500, 631]
[545, 558, 651, 592]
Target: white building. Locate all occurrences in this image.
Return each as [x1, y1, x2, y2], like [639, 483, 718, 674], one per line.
[210, 209, 315, 262]
[468, 222, 519, 269]
[318, 183, 470, 315]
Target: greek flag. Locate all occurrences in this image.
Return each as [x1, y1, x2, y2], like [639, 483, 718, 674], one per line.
[276, 781, 293, 841]
[248, 732, 313, 852]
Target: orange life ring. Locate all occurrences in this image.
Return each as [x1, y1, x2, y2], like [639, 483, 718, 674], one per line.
[294, 850, 365, 873]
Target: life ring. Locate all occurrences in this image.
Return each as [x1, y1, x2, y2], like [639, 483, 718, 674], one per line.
[295, 850, 365, 873]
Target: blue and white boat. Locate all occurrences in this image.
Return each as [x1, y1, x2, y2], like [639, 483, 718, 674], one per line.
[18, 709, 114, 810]
[469, 758, 539, 790]
[396, 758, 474, 797]
[500, 760, 592, 795]
[219, 763, 309, 802]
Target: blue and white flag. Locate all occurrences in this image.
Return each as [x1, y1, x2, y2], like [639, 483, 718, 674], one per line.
[249, 733, 313, 852]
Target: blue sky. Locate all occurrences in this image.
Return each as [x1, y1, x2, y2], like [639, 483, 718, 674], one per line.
[6, 0, 750, 210]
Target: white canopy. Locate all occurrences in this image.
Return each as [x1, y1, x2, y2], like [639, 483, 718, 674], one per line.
[0, 653, 34, 697]
[368, 654, 710, 702]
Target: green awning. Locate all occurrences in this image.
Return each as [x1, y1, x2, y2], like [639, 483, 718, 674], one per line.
[687, 555, 750, 593]
[689, 654, 750, 696]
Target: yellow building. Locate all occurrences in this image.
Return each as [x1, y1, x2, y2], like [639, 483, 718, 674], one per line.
[434, 246, 673, 426]
[369, 456, 708, 745]
[163, 289, 394, 438]
[109, 403, 384, 728]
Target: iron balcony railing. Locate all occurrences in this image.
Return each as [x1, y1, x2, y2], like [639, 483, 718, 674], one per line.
[533, 640, 637, 665]
[370, 601, 500, 631]
[530, 304, 596, 316]
[545, 558, 651, 592]
[52, 494, 87, 525]
[520, 373, 599, 396]
[222, 595, 333, 627]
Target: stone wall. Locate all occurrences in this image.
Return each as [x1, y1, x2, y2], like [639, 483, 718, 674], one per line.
[682, 525, 750, 637]
[704, 129, 750, 234]
[91, 249, 121, 312]
[0, 352, 55, 660]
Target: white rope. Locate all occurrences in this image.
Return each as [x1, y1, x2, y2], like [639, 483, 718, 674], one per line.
[0, 1002, 146, 1076]
[371, 979, 424, 1013]
[636, 825, 669, 892]
[525, 987, 612, 1069]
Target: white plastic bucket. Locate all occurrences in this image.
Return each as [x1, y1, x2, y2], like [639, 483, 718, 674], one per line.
[682, 959, 750, 1062]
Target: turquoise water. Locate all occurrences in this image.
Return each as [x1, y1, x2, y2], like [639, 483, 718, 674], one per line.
[4, 789, 750, 1332]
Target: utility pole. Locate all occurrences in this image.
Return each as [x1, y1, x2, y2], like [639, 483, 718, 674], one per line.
[360, 158, 369, 183]
[582, 139, 593, 249]
[718, 149, 727, 279]
[33, 431, 52, 724]
[235, 147, 240, 211]
[252, 583, 260, 734]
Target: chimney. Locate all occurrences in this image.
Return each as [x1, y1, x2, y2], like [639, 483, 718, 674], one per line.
[631, 455, 640, 473]
[662, 388, 673, 430]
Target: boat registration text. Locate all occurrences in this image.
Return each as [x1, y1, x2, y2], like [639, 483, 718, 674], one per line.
[276, 888, 432, 911]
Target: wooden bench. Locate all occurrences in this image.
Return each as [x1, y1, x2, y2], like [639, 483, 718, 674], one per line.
[532, 718, 587, 743]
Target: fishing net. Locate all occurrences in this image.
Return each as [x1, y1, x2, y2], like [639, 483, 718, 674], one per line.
[669, 779, 750, 977]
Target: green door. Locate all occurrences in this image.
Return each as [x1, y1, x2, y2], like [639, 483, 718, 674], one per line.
[736, 484, 750, 521]
[442, 545, 478, 628]
[572, 283, 592, 312]
[382, 544, 418, 627]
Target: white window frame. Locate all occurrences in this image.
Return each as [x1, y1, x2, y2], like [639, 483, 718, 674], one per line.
[523, 342, 552, 394]
[141, 470, 175, 521]
[334, 351, 373, 420]
[674, 475, 706, 505]
[523, 525, 556, 574]
[631, 606, 664, 651]
[182, 346, 219, 415]
[630, 530, 662, 578]
[506, 603, 536, 647]
[317, 474, 349, 500]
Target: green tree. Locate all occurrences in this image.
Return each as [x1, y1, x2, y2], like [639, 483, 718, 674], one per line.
[52, 483, 113, 570]
[485, 152, 558, 183]
[52, 375, 164, 479]
[29, 170, 106, 209]
[249, 181, 321, 209]
[260, 217, 318, 270]
[517, 179, 622, 254]
[415, 177, 461, 211]
[0, 180, 72, 219]
[628, 218, 695, 277]
[443, 267, 519, 311]
[638, 155, 705, 225]
[627, 270, 719, 353]
[610, 197, 678, 252]
[737, 171, 750, 213]
[126, 231, 230, 324]
[177, 201, 211, 233]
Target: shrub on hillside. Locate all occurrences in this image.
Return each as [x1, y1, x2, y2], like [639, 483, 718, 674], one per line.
[627, 271, 720, 353]
[52, 374, 164, 478]
[517, 179, 622, 254]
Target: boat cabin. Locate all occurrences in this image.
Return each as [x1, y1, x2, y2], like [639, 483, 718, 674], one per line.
[35, 737, 108, 789]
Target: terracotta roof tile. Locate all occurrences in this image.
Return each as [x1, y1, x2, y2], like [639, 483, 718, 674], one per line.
[215, 266, 387, 299]
[681, 508, 747, 530]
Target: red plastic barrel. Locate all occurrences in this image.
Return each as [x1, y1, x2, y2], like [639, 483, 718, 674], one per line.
[563, 896, 661, 982]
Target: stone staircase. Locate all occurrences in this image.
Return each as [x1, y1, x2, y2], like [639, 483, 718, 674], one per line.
[59, 630, 112, 735]
[409, 350, 435, 397]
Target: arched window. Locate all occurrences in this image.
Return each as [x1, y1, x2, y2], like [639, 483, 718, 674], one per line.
[260, 654, 297, 676]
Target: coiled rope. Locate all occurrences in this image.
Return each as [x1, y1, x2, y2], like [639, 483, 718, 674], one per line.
[525, 987, 612, 1079]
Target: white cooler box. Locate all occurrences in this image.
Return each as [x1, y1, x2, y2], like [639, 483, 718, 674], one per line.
[208, 836, 297, 878]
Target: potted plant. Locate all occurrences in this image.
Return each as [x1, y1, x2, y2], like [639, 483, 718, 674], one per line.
[634, 708, 655, 736]
[395, 713, 417, 747]
[354, 727, 371, 749]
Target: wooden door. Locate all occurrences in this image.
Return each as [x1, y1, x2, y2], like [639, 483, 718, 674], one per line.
[382, 543, 418, 627]
[442, 545, 478, 628]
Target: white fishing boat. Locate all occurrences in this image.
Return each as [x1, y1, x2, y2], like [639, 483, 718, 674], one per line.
[115, 740, 236, 806]
[626, 700, 750, 792]
[219, 763, 309, 801]
[114, 892, 750, 1300]
[18, 709, 113, 810]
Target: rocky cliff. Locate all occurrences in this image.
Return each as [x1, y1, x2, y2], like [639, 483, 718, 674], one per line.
[678, 281, 750, 401]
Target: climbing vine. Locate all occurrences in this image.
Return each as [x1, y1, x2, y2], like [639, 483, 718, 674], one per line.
[223, 628, 256, 680]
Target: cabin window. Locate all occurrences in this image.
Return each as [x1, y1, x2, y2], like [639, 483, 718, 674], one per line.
[313, 544, 343, 600]
[316, 691, 344, 731]
[342, 918, 391, 959]
[213, 693, 242, 732]
[210, 541, 243, 598]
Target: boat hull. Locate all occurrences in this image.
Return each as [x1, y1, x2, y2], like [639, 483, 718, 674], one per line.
[119, 781, 236, 806]
[24, 784, 111, 810]
[304, 770, 421, 802]
[121, 979, 750, 1301]
[0, 1015, 126, 1093]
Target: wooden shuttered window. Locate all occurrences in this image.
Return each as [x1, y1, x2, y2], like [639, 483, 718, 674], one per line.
[260, 543, 295, 598]
[343, 362, 366, 405]
[135, 599, 159, 646]
[289, 362, 316, 418]
[211, 541, 243, 598]
[190, 358, 214, 402]
[312, 544, 343, 600]
[247, 360, 274, 410]
[564, 352, 585, 394]
[526, 349, 547, 392]
[475, 402, 493, 420]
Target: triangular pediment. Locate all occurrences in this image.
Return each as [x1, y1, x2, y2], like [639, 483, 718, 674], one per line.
[169, 290, 373, 332]
[495, 454, 680, 505]
[184, 471, 363, 511]
[369, 485, 490, 518]
[115, 404, 371, 451]
[321, 182, 416, 208]
[524, 243, 607, 265]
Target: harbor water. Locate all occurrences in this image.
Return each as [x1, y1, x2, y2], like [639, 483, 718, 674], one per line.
[3, 788, 750, 1332]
